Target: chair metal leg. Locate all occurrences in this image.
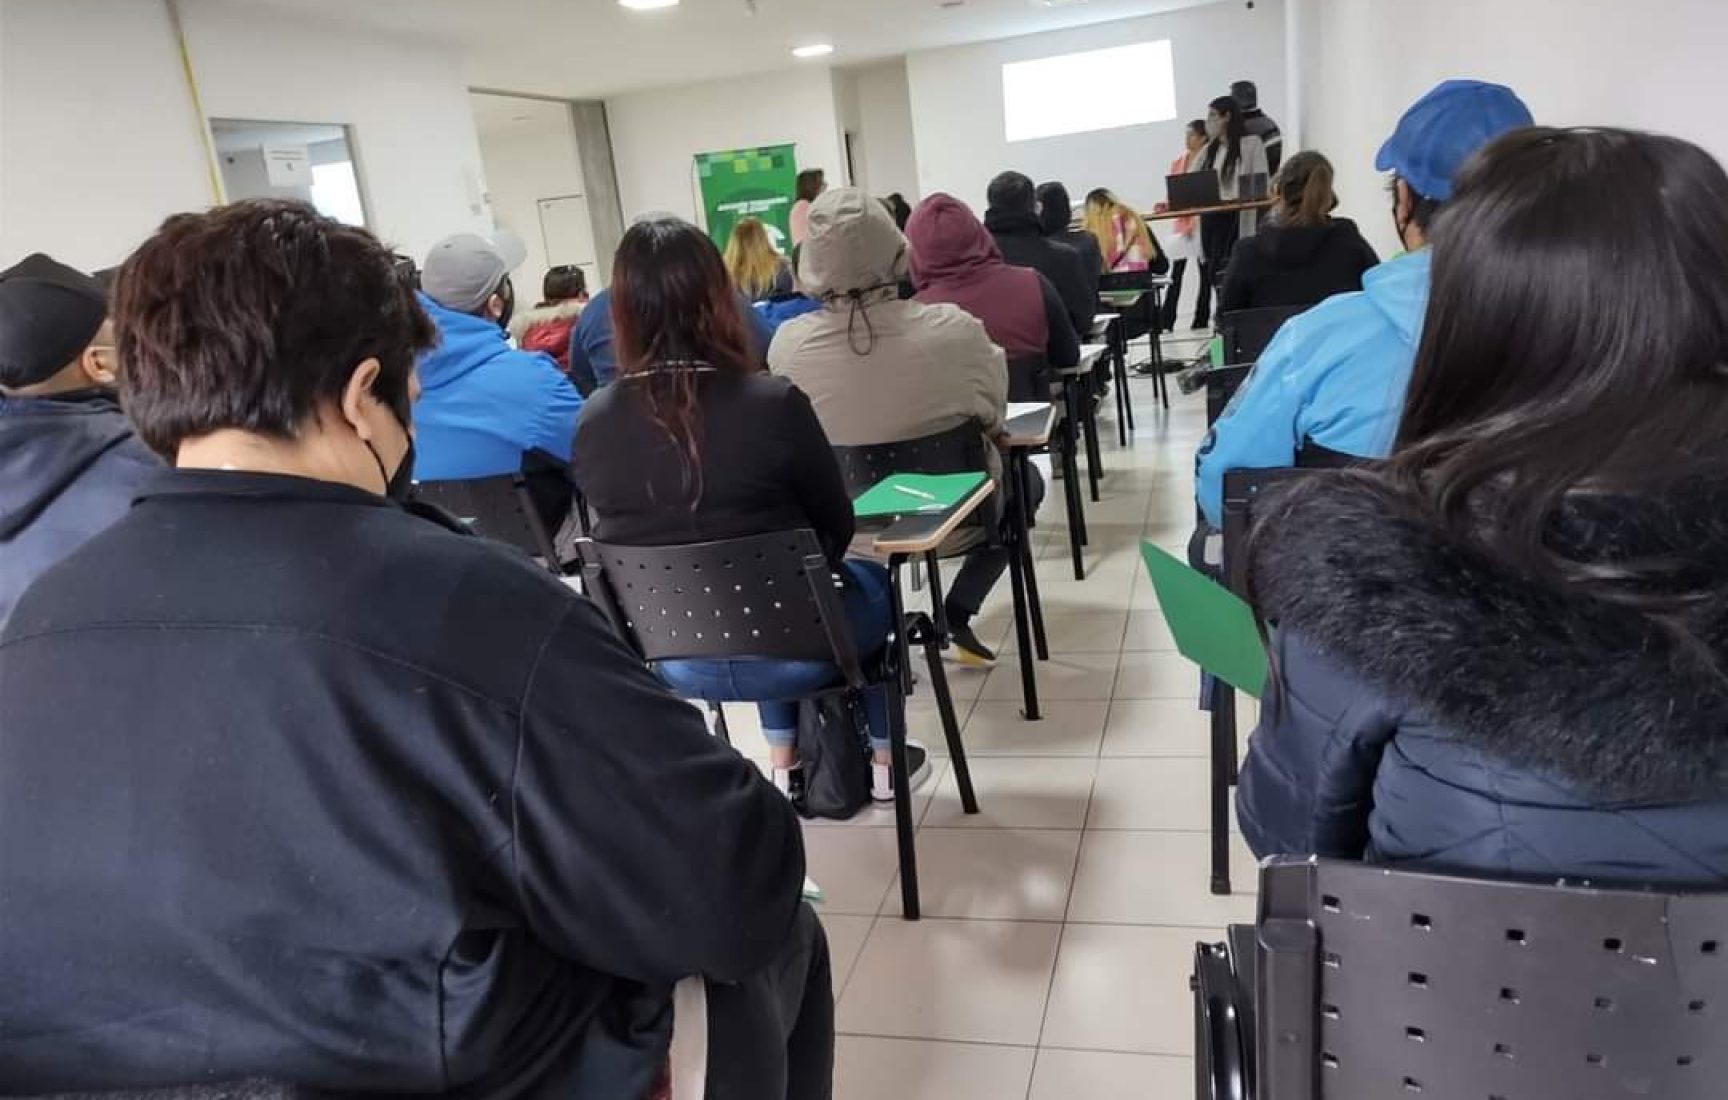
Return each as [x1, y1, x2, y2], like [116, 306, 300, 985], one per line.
[1210, 684, 1237, 896]
[1152, 303, 1171, 411]
[888, 685, 922, 920]
[889, 556, 915, 697]
[1113, 329, 1133, 444]
[1014, 452, 1050, 661]
[1060, 395, 1088, 580]
[710, 703, 731, 747]
[1080, 382, 1104, 504]
[917, 619, 978, 814]
[1004, 464, 1041, 721]
[924, 551, 950, 644]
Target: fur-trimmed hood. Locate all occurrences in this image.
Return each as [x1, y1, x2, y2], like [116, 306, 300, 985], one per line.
[1251, 473, 1728, 801]
[507, 298, 584, 343]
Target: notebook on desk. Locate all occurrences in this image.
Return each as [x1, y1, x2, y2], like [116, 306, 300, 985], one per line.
[851, 471, 986, 520]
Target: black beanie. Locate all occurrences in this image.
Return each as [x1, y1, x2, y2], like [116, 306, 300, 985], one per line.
[1231, 81, 1259, 111]
[0, 253, 108, 389]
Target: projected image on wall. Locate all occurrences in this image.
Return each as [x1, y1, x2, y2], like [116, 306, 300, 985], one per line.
[1002, 40, 1177, 143]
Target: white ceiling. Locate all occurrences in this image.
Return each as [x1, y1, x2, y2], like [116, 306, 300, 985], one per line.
[205, 0, 1224, 99]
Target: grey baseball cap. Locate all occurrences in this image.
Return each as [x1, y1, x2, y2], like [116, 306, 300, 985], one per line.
[420, 231, 528, 313]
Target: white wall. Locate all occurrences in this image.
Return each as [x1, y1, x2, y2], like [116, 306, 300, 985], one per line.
[605, 67, 848, 227]
[476, 113, 589, 294]
[1293, 0, 1728, 257]
[0, 0, 211, 270]
[905, 2, 1287, 215]
[0, 0, 491, 271]
[852, 61, 921, 202]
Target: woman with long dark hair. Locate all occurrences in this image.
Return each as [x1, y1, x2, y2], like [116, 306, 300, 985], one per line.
[1219, 150, 1378, 312]
[573, 216, 921, 804]
[1236, 128, 1728, 885]
[1198, 95, 1270, 321]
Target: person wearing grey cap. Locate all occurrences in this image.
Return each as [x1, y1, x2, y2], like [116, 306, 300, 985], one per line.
[0, 252, 158, 626]
[412, 231, 583, 505]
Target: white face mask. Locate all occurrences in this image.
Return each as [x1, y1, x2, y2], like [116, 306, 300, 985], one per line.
[1206, 117, 1224, 140]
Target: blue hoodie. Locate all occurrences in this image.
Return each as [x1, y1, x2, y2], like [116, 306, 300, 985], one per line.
[1196, 248, 1431, 527]
[413, 292, 583, 482]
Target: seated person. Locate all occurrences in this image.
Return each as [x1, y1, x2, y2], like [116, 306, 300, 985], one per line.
[770, 187, 1023, 667]
[1237, 128, 1728, 885]
[1035, 181, 1104, 298]
[906, 192, 1080, 382]
[569, 257, 777, 397]
[984, 170, 1093, 336]
[413, 231, 584, 483]
[0, 254, 157, 627]
[508, 263, 588, 373]
[0, 200, 830, 1098]
[724, 216, 794, 303]
[1195, 79, 1533, 528]
[1219, 151, 1379, 313]
[574, 216, 924, 804]
[1081, 187, 1167, 277]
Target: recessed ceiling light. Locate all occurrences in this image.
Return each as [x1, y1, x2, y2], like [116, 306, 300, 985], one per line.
[619, 0, 679, 10]
[792, 43, 835, 58]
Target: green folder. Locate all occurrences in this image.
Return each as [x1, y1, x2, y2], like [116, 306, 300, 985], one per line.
[1139, 540, 1269, 698]
[852, 472, 986, 520]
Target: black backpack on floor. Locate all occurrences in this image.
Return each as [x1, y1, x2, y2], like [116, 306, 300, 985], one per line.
[794, 691, 873, 820]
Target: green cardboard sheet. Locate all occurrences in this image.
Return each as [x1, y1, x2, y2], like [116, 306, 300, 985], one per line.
[852, 472, 986, 520]
[1139, 540, 1269, 698]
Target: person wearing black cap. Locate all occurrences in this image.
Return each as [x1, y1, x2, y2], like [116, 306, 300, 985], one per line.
[1230, 79, 1284, 174]
[0, 253, 157, 626]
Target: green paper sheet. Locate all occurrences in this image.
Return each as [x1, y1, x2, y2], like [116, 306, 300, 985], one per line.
[852, 472, 986, 520]
[1139, 540, 1268, 698]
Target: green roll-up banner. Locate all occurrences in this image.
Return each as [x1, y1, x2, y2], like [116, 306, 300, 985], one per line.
[694, 144, 798, 252]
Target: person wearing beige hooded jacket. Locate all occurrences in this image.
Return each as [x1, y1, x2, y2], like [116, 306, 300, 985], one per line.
[770, 187, 1033, 664]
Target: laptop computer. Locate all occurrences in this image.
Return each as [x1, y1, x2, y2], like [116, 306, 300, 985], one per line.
[1167, 171, 1222, 211]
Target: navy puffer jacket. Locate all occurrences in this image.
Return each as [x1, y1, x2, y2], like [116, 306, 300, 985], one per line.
[1237, 474, 1728, 887]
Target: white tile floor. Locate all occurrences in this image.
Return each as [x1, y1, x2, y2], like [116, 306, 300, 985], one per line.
[723, 334, 1264, 1097]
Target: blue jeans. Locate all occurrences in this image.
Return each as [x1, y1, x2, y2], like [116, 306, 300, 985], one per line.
[656, 559, 893, 752]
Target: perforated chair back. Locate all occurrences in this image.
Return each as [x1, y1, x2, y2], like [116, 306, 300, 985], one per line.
[1255, 856, 1728, 1100]
[575, 529, 862, 684]
[1220, 305, 1307, 365]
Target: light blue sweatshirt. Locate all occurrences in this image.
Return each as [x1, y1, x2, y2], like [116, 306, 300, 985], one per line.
[1195, 249, 1431, 527]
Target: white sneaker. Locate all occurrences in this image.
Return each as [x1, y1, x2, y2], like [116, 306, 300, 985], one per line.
[872, 741, 932, 803]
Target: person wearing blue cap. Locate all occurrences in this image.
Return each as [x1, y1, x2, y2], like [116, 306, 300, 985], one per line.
[1195, 79, 1533, 527]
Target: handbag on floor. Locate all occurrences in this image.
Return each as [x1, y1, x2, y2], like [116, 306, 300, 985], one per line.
[794, 691, 873, 820]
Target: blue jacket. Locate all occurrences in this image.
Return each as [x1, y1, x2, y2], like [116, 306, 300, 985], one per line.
[413, 293, 583, 482]
[567, 288, 777, 396]
[1196, 249, 1430, 527]
[0, 390, 158, 627]
[754, 295, 823, 335]
[1237, 475, 1728, 887]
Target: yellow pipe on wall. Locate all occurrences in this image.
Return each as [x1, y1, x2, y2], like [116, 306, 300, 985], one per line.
[164, 0, 223, 205]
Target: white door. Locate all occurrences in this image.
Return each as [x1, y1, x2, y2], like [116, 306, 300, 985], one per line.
[537, 194, 601, 290]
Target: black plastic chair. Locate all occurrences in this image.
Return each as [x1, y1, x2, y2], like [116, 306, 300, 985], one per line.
[1196, 856, 1728, 1100]
[413, 451, 586, 576]
[1218, 305, 1307, 367]
[833, 424, 1047, 720]
[576, 529, 978, 921]
[1099, 269, 1170, 408]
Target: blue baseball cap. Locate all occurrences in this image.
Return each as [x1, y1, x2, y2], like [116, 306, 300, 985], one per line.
[1376, 79, 1534, 202]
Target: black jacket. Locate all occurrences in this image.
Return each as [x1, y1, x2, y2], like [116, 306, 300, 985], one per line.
[1238, 474, 1728, 886]
[573, 372, 854, 567]
[1051, 228, 1104, 301]
[984, 209, 1094, 336]
[1244, 108, 1284, 173]
[0, 470, 804, 1097]
[0, 389, 158, 626]
[1219, 218, 1379, 314]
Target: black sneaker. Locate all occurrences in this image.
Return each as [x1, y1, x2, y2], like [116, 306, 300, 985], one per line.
[872, 741, 932, 803]
[949, 622, 997, 667]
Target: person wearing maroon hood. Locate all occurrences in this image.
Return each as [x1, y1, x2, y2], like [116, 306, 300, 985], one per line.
[907, 193, 1080, 374]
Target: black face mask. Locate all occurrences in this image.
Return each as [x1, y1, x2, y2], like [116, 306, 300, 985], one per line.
[364, 404, 416, 502]
[495, 278, 516, 331]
